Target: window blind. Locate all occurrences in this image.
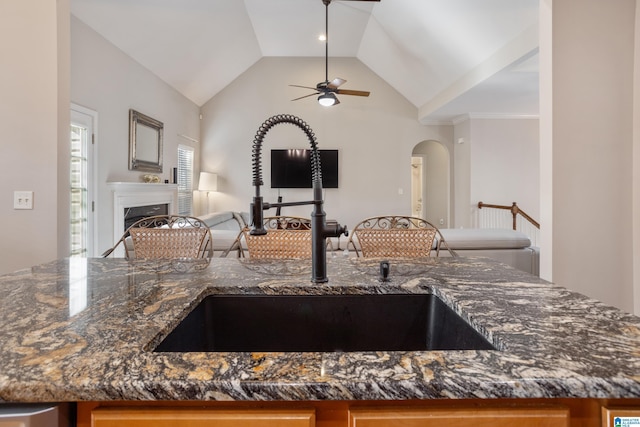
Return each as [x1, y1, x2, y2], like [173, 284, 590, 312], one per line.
[177, 145, 194, 215]
[70, 124, 88, 256]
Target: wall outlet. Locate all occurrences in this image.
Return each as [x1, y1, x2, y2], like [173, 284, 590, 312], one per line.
[14, 191, 33, 209]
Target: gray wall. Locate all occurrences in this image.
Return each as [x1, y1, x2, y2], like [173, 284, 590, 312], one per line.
[540, 0, 637, 312]
[468, 117, 540, 222]
[0, 0, 68, 274]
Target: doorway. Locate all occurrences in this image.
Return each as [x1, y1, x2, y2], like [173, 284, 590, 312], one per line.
[70, 104, 97, 257]
[411, 141, 450, 228]
[411, 156, 424, 218]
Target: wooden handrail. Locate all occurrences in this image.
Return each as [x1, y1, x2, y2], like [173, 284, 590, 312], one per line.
[477, 202, 540, 230]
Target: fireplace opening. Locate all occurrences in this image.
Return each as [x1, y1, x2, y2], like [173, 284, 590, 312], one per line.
[124, 204, 168, 230]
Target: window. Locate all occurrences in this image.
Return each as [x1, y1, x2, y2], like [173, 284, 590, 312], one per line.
[177, 145, 194, 215]
[70, 106, 97, 257]
[70, 123, 87, 256]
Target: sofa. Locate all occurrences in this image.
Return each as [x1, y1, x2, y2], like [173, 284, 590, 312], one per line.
[436, 228, 539, 276]
[198, 211, 249, 256]
[200, 211, 540, 276]
[339, 227, 538, 276]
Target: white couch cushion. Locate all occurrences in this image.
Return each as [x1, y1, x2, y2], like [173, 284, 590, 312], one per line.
[439, 228, 531, 250]
[200, 212, 237, 230]
[233, 212, 249, 228]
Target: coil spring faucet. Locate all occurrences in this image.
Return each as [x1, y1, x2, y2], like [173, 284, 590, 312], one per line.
[249, 114, 348, 283]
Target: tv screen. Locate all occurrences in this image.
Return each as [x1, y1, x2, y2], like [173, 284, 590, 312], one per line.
[271, 149, 339, 188]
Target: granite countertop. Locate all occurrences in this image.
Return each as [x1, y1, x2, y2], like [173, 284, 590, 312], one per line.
[0, 255, 639, 402]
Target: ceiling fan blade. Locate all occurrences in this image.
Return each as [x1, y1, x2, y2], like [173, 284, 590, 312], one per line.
[290, 84, 321, 91]
[328, 78, 346, 89]
[336, 89, 370, 97]
[291, 92, 320, 101]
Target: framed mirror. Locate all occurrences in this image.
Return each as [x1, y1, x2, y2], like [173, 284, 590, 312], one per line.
[129, 109, 163, 172]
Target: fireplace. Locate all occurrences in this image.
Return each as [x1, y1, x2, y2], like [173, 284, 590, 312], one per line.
[108, 182, 178, 257]
[124, 203, 169, 230]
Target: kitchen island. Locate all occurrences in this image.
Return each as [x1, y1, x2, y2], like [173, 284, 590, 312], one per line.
[1, 256, 640, 425]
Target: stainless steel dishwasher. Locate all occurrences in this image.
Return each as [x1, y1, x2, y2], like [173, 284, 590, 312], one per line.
[0, 404, 69, 427]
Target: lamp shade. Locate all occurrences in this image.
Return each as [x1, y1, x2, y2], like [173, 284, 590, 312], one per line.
[198, 172, 218, 192]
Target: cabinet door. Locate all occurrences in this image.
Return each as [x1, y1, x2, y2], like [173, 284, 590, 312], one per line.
[602, 407, 640, 427]
[92, 407, 315, 427]
[349, 406, 568, 427]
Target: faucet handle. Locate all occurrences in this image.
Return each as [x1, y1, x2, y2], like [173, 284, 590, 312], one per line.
[325, 220, 348, 238]
[380, 260, 390, 281]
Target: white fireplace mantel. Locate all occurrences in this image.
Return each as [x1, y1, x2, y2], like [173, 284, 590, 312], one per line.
[108, 182, 178, 256]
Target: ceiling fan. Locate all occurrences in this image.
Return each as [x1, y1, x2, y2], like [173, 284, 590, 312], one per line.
[290, 0, 380, 107]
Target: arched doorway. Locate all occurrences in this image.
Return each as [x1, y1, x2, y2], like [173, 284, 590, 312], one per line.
[411, 140, 450, 228]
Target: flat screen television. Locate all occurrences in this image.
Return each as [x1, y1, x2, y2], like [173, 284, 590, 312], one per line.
[271, 149, 339, 188]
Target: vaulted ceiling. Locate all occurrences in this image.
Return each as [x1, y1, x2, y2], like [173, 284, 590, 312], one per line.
[70, 0, 539, 123]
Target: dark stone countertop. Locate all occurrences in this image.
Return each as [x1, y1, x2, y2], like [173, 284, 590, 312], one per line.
[0, 255, 639, 402]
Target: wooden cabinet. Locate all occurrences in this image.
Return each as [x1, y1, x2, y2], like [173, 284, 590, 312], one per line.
[78, 398, 640, 427]
[91, 407, 315, 427]
[349, 406, 569, 427]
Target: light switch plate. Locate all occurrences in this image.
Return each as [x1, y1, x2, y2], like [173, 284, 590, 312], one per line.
[14, 191, 33, 209]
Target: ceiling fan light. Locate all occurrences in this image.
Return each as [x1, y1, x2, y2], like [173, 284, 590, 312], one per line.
[318, 93, 337, 107]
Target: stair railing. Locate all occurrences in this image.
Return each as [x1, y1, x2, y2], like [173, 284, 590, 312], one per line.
[477, 202, 540, 246]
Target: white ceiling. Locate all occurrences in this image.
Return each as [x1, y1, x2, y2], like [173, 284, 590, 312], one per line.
[70, 0, 539, 122]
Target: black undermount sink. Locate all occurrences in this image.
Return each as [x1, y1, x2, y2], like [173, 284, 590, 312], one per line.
[153, 294, 496, 353]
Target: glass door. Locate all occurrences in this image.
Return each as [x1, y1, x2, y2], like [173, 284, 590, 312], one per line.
[70, 105, 97, 257]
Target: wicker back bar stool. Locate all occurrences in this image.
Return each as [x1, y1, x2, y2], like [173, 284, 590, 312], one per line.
[234, 216, 314, 259]
[243, 228, 313, 259]
[347, 215, 456, 258]
[102, 215, 213, 260]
